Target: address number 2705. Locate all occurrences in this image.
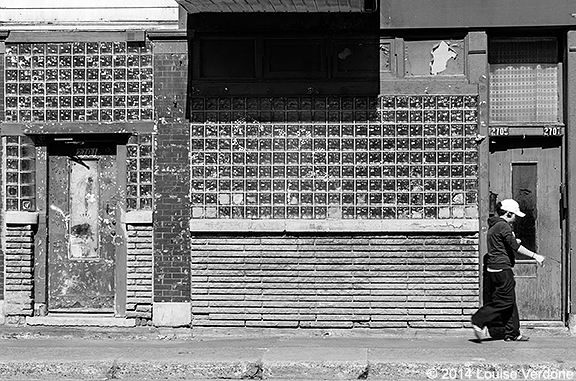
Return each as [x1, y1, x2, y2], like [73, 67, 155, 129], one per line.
[489, 127, 509, 136]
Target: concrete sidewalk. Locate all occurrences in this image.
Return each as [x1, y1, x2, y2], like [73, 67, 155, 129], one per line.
[0, 326, 574, 380]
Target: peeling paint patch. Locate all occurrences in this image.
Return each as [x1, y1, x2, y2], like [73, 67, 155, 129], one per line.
[50, 204, 69, 222]
[430, 41, 458, 75]
[69, 160, 99, 260]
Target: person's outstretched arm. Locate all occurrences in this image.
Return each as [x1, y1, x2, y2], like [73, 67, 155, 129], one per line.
[517, 245, 545, 265]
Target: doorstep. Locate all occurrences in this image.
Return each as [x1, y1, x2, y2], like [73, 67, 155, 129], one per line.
[521, 320, 566, 329]
[26, 315, 136, 327]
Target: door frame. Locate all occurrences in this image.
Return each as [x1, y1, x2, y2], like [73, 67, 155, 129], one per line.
[486, 136, 567, 323]
[32, 134, 128, 317]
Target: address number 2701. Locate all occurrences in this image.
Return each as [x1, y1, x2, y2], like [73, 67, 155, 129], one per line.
[543, 127, 563, 136]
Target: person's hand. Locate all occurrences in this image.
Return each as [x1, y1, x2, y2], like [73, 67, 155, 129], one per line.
[533, 253, 545, 266]
[516, 238, 522, 244]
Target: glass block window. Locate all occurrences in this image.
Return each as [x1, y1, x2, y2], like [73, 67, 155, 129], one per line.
[4, 136, 35, 211]
[127, 134, 153, 211]
[4, 42, 153, 123]
[190, 95, 479, 220]
[489, 38, 559, 123]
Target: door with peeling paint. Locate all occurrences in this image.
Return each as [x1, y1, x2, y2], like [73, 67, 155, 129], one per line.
[47, 143, 118, 312]
[489, 138, 563, 321]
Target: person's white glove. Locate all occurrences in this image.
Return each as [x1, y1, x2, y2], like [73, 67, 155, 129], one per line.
[533, 253, 545, 266]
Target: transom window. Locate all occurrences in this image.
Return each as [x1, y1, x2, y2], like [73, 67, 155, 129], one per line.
[194, 37, 381, 80]
[489, 37, 560, 123]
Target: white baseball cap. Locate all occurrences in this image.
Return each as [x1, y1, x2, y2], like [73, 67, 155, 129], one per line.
[500, 199, 525, 217]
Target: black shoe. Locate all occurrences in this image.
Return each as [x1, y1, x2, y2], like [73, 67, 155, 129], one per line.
[504, 334, 529, 342]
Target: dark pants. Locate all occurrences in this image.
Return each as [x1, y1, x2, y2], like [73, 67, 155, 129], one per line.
[472, 268, 520, 338]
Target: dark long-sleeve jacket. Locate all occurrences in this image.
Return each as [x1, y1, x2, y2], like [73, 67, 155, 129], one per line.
[485, 216, 520, 270]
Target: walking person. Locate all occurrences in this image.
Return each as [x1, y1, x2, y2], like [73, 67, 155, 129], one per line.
[471, 199, 545, 342]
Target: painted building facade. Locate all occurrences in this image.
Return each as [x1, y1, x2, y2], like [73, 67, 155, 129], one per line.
[0, 0, 574, 332]
[0, 0, 184, 326]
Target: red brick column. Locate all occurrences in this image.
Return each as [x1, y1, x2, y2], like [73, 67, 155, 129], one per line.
[0, 44, 5, 120]
[126, 223, 153, 325]
[151, 34, 192, 326]
[4, 223, 35, 325]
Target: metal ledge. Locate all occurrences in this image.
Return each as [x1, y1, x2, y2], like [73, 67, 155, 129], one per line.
[488, 124, 565, 137]
[1, 122, 155, 136]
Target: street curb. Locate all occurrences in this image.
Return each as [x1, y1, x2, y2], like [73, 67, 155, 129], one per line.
[369, 362, 576, 380]
[0, 359, 575, 380]
[0, 360, 262, 380]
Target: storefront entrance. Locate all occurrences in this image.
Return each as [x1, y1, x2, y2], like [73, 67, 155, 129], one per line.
[489, 137, 563, 321]
[47, 141, 119, 313]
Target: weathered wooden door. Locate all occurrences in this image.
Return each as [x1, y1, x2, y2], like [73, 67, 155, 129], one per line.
[489, 138, 563, 320]
[47, 143, 118, 312]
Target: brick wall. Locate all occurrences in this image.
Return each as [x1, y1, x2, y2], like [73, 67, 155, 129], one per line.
[191, 233, 479, 329]
[4, 225, 34, 324]
[153, 40, 191, 303]
[0, 50, 4, 301]
[126, 224, 153, 325]
[153, 45, 188, 121]
[0, 49, 4, 120]
[0, 221, 3, 300]
[154, 120, 191, 302]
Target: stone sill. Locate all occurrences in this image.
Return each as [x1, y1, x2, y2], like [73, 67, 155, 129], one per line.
[26, 316, 136, 327]
[189, 218, 479, 233]
[124, 210, 153, 224]
[6, 211, 39, 225]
